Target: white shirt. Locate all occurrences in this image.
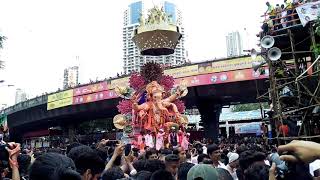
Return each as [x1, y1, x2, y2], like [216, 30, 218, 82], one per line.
[227, 165, 238, 180]
[310, 159, 320, 176]
[191, 155, 198, 164]
[144, 134, 154, 148]
[202, 146, 207, 155]
[214, 161, 228, 170]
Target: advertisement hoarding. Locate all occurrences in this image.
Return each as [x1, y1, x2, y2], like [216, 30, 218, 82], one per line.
[164, 65, 199, 78]
[235, 123, 262, 134]
[47, 97, 73, 110]
[73, 82, 108, 96]
[73, 90, 118, 105]
[109, 77, 130, 89]
[174, 67, 269, 87]
[47, 90, 73, 103]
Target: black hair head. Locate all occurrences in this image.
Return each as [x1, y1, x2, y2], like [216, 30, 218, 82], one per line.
[207, 144, 219, 155]
[133, 159, 147, 172]
[145, 159, 165, 173]
[150, 170, 174, 180]
[145, 148, 158, 159]
[17, 154, 31, 175]
[165, 154, 179, 163]
[101, 167, 125, 180]
[74, 150, 105, 176]
[177, 162, 195, 180]
[67, 145, 94, 162]
[135, 170, 152, 180]
[29, 153, 81, 180]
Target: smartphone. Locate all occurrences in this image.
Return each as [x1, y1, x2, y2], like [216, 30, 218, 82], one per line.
[124, 144, 131, 156]
[0, 142, 8, 161]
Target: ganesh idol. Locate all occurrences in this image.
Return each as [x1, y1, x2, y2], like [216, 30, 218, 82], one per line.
[131, 81, 184, 132]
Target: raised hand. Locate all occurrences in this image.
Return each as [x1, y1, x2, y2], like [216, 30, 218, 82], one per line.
[278, 140, 320, 163]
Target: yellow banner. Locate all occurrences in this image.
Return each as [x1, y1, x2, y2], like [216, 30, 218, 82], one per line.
[164, 65, 199, 78]
[47, 90, 73, 103]
[47, 97, 73, 110]
[210, 56, 264, 73]
[109, 77, 130, 89]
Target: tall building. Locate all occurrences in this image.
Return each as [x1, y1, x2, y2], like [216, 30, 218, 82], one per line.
[63, 66, 79, 89]
[15, 88, 27, 104]
[123, 0, 186, 74]
[226, 31, 243, 58]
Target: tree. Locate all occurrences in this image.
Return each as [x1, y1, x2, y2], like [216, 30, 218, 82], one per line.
[0, 35, 6, 69]
[231, 102, 269, 112]
[0, 35, 5, 49]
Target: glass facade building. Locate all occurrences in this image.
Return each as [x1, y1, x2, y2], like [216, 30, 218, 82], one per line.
[130, 1, 142, 25]
[164, 1, 176, 23]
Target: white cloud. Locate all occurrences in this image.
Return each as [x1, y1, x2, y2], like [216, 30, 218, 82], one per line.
[0, 0, 284, 106]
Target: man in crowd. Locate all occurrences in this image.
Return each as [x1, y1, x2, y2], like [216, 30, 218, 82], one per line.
[165, 154, 180, 177]
[207, 144, 227, 169]
[173, 147, 186, 163]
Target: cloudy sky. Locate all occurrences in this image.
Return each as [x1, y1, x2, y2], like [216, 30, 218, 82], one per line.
[0, 0, 283, 106]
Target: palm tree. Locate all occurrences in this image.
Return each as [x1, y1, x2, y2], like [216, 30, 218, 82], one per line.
[0, 35, 4, 45]
[0, 35, 6, 69]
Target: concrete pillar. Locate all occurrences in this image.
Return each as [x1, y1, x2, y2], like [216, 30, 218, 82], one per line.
[226, 120, 229, 138]
[63, 124, 76, 143]
[196, 99, 222, 141]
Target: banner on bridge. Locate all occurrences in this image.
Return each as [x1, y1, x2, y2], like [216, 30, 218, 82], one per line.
[164, 65, 199, 78]
[73, 90, 117, 105]
[47, 90, 73, 103]
[174, 67, 269, 87]
[109, 77, 130, 89]
[210, 56, 264, 74]
[47, 97, 73, 110]
[73, 82, 108, 96]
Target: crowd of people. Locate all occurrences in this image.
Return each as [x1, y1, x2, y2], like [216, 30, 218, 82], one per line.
[2, 136, 320, 180]
[262, 0, 318, 33]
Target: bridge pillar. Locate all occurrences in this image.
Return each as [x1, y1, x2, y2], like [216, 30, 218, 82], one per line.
[196, 99, 222, 142]
[64, 124, 76, 143]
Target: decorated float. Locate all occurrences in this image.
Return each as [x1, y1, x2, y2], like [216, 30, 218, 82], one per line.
[113, 5, 188, 151]
[113, 62, 189, 150]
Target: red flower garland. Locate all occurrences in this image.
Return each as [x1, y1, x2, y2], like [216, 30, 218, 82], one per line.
[117, 100, 132, 114]
[160, 75, 175, 91]
[129, 73, 145, 91]
[174, 100, 186, 113]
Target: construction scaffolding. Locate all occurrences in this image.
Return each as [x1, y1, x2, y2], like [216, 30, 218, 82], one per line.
[257, 7, 320, 142]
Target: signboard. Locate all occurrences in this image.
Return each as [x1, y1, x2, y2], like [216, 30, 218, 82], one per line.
[235, 123, 262, 134]
[174, 68, 269, 87]
[296, 2, 320, 26]
[73, 90, 118, 105]
[109, 77, 130, 89]
[47, 97, 73, 110]
[47, 90, 73, 103]
[73, 82, 108, 96]
[164, 65, 199, 78]
[210, 56, 264, 73]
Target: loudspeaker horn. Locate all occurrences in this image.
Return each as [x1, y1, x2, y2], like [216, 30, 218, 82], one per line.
[261, 35, 275, 49]
[268, 47, 282, 61]
[252, 61, 267, 72]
